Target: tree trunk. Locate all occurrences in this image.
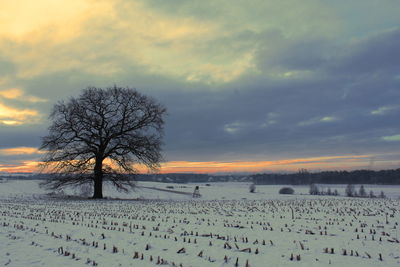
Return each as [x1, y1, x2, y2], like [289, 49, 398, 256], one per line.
[93, 157, 103, 199]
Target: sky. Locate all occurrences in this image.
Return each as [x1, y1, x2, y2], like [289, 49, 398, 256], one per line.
[1, 0, 400, 173]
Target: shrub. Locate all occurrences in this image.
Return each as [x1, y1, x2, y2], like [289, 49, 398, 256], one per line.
[279, 187, 294, 194]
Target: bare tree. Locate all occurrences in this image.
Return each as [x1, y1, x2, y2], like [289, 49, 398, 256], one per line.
[359, 185, 367, 197]
[327, 187, 332, 196]
[345, 184, 355, 197]
[40, 86, 166, 198]
[309, 183, 319, 195]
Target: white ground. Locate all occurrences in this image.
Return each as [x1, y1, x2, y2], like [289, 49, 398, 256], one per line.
[0, 180, 399, 266]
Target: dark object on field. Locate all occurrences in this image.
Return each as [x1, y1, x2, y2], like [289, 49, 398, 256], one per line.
[193, 186, 201, 198]
[279, 187, 294, 194]
[249, 183, 256, 193]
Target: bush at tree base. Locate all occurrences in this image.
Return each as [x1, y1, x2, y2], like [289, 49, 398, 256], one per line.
[279, 187, 294, 194]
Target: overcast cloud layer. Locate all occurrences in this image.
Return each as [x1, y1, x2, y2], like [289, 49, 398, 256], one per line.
[1, 0, 400, 172]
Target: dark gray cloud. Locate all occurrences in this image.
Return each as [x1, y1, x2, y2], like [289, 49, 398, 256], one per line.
[0, 125, 45, 148]
[328, 28, 400, 76]
[156, 28, 400, 161]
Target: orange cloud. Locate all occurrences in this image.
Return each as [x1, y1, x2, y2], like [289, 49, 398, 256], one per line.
[0, 88, 45, 125]
[0, 147, 42, 156]
[0, 102, 40, 125]
[0, 88, 23, 99]
[0, 88, 46, 103]
[0, 0, 110, 42]
[0, 161, 39, 173]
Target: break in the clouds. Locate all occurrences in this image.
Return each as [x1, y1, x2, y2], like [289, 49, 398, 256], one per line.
[0, 88, 45, 125]
[1, 0, 400, 172]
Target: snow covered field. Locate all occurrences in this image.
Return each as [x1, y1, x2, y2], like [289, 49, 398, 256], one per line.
[0, 180, 399, 266]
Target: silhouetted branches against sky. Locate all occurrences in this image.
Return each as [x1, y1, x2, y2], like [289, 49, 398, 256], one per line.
[39, 86, 166, 194]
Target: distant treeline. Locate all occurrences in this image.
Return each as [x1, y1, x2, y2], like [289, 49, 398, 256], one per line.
[252, 169, 400, 185]
[1, 168, 400, 184]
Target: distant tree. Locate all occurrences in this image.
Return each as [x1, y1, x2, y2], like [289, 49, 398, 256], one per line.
[359, 185, 367, 197]
[333, 189, 339, 196]
[327, 187, 332, 196]
[309, 183, 319, 195]
[369, 190, 375, 198]
[40, 86, 166, 199]
[379, 191, 386, 198]
[249, 183, 256, 193]
[345, 184, 355, 197]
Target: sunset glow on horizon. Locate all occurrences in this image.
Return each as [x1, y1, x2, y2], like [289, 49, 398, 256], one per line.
[1, 152, 398, 174]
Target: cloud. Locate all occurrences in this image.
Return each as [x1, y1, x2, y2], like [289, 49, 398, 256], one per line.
[14, 25, 400, 165]
[0, 147, 42, 156]
[0, 124, 45, 150]
[0, 102, 41, 125]
[223, 121, 247, 134]
[0, 88, 46, 103]
[345, 29, 400, 74]
[261, 112, 279, 127]
[254, 28, 400, 83]
[0, 59, 15, 76]
[0, 88, 22, 99]
[320, 116, 338, 122]
[0, 161, 39, 173]
[0, 147, 43, 173]
[0, 88, 45, 125]
[298, 116, 339, 126]
[0, 0, 340, 83]
[382, 135, 400, 142]
[371, 105, 399, 115]
[0, 0, 115, 78]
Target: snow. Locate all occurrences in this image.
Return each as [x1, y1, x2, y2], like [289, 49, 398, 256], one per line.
[0, 179, 399, 266]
